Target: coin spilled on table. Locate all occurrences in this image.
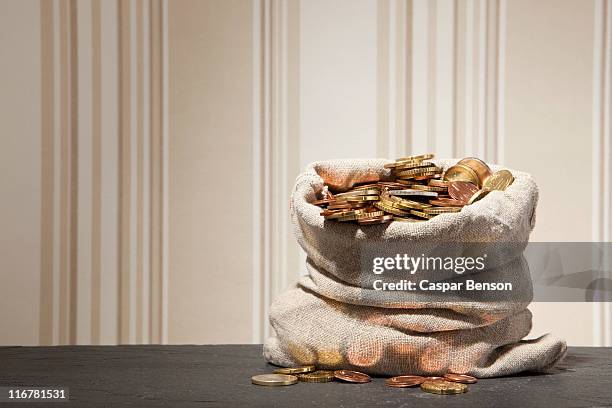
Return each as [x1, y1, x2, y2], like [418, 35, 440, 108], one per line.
[313, 154, 514, 225]
[252, 365, 477, 395]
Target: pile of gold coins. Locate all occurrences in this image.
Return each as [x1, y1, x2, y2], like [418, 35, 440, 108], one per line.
[252, 365, 477, 395]
[313, 154, 514, 225]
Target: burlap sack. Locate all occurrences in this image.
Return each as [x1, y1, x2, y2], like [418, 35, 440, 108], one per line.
[263, 159, 567, 378]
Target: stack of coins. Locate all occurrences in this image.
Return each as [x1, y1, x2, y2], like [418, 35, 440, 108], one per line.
[252, 366, 478, 396]
[312, 154, 514, 225]
[252, 366, 371, 386]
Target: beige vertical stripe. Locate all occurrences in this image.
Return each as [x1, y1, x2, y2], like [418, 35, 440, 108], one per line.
[427, 0, 436, 151]
[252, 0, 264, 342]
[118, 0, 131, 344]
[377, 0, 389, 158]
[40, 0, 55, 346]
[136, 0, 144, 344]
[141, 0, 151, 345]
[286, 0, 300, 300]
[76, 0, 92, 345]
[405, 0, 413, 154]
[59, 0, 69, 345]
[485, 0, 499, 161]
[99, 0, 119, 344]
[52, 0, 61, 345]
[150, 0, 162, 344]
[454, 0, 466, 157]
[91, 0, 102, 345]
[472, 0, 481, 154]
[68, 0, 79, 346]
[394, 0, 404, 156]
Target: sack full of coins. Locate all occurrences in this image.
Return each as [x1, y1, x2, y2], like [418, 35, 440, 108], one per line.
[263, 156, 567, 377]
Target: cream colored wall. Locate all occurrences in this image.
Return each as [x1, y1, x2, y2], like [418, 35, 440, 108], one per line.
[505, 0, 600, 346]
[0, 0, 609, 346]
[168, 0, 254, 343]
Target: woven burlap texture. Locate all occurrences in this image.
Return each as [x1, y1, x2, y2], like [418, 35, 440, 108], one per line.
[263, 159, 567, 378]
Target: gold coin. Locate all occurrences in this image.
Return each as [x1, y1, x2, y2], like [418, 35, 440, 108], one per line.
[444, 373, 478, 384]
[395, 179, 419, 186]
[338, 195, 380, 202]
[428, 179, 450, 188]
[395, 166, 440, 178]
[396, 153, 434, 162]
[337, 211, 385, 222]
[374, 201, 411, 216]
[392, 161, 435, 171]
[443, 164, 479, 186]
[397, 170, 441, 180]
[410, 184, 447, 192]
[357, 215, 394, 225]
[353, 184, 381, 190]
[324, 209, 367, 219]
[467, 189, 489, 205]
[274, 365, 316, 375]
[429, 198, 465, 207]
[424, 207, 462, 214]
[252, 374, 298, 386]
[393, 217, 424, 222]
[482, 169, 514, 191]
[458, 157, 492, 186]
[420, 380, 468, 395]
[298, 370, 335, 383]
[387, 195, 431, 210]
[410, 210, 434, 219]
[334, 189, 380, 197]
[414, 173, 441, 181]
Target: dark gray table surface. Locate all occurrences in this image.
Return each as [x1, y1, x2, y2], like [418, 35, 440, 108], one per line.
[0, 345, 611, 407]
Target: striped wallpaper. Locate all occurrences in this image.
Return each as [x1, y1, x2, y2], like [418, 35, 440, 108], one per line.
[38, 0, 168, 345]
[0, 0, 609, 346]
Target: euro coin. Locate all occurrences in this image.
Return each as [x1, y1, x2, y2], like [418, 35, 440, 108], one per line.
[423, 207, 462, 214]
[410, 210, 434, 219]
[377, 182, 413, 189]
[467, 189, 489, 204]
[395, 166, 440, 178]
[443, 164, 479, 186]
[334, 189, 380, 197]
[357, 215, 394, 225]
[298, 370, 335, 383]
[274, 365, 316, 375]
[396, 153, 434, 162]
[337, 211, 385, 222]
[420, 380, 468, 395]
[444, 373, 477, 384]
[458, 157, 492, 186]
[324, 209, 367, 219]
[311, 198, 335, 206]
[252, 374, 298, 386]
[393, 217, 424, 222]
[388, 189, 438, 197]
[338, 195, 380, 202]
[333, 370, 371, 383]
[448, 181, 479, 204]
[483, 169, 514, 191]
[385, 375, 426, 388]
[429, 179, 450, 188]
[387, 195, 431, 210]
[429, 198, 465, 207]
[411, 184, 446, 192]
[374, 201, 411, 216]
